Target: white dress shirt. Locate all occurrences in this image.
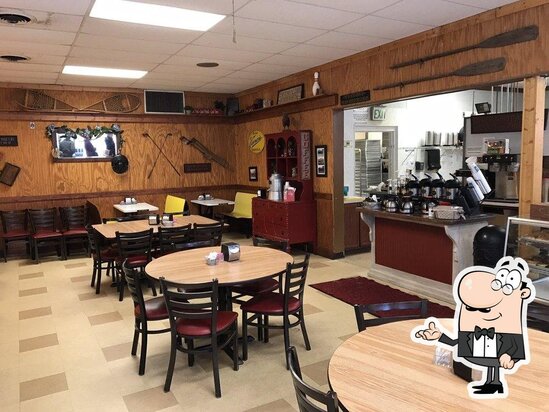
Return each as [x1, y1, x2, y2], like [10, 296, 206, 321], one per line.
[472, 333, 497, 358]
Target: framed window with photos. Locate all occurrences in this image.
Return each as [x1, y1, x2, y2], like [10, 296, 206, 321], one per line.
[277, 84, 304, 105]
[249, 166, 258, 182]
[315, 145, 327, 177]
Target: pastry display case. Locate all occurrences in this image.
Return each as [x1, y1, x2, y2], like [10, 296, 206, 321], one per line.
[504, 217, 549, 304]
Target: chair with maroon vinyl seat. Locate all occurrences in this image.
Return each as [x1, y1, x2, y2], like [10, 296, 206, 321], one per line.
[123, 261, 170, 375]
[156, 224, 192, 257]
[115, 229, 155, 302]
[60, 205, 89, 257]
[87, 225, 118, 294]
[353, 300, 429, 332]
[241, 254, 311, 369]
[28, 208, 65, 263]
[192, 220, 223, 246]
[160, 277, 239, 398]
[232, 237, 287, 304]
[0, 209, 31, 262]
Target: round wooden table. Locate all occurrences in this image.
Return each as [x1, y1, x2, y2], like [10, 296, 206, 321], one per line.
[145, 245, 293, 285]
[328, 319, 548, 411]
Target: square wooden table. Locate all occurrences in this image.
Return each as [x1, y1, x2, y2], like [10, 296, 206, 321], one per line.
[113, 202, 159, 214]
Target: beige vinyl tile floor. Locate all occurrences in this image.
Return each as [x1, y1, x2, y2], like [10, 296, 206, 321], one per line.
[0, 234, 446, 412]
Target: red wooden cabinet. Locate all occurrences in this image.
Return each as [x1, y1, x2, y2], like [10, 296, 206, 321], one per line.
[253, 130, 316, 248]
[253, 198, 316, 248]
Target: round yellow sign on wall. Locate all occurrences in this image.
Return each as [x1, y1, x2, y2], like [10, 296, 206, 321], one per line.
[248, 130, 265, 154]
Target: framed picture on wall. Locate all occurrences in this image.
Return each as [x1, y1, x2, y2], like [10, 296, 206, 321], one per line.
[0, 162, 21, 186]
[249, 166, 258, 181]
[315, 145, 327, 177]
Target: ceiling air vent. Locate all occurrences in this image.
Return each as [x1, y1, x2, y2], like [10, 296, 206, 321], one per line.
[0, 55, 29, 62]
[0, 13, 32, 24]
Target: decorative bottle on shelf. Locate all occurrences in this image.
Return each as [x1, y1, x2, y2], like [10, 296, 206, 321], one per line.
[312, 72, 321, 96]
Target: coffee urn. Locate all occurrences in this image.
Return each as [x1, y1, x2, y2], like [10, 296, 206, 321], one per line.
[268, 173, 284, 201]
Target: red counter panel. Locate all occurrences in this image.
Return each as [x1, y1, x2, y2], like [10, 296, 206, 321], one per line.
[375, 217, 453, 284]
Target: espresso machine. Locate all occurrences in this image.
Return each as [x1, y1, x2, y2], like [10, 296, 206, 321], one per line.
[482, 154, 520, 200]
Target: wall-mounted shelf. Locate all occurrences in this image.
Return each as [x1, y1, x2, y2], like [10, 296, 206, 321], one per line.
[233, 94, 338, 123]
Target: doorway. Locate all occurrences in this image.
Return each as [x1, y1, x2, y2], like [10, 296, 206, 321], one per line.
[344, 126, 398, 196]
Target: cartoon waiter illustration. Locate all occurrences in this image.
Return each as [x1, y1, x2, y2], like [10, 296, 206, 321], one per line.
[412, 256, 535, 398]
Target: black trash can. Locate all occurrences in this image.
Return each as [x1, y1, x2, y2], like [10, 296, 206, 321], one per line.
[473, 225, 506, 267]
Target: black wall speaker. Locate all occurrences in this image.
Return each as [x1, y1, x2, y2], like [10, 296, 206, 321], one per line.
[144, 90, 185, 114]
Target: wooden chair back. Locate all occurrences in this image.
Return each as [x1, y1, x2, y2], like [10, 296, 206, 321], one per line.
[354, 300, 429, 332]
[283, 254, 310, 311]
[123, 260, 147, 318]
[287, 346, 339, 412]
[193, 221, 223, 245]
[28, 208, 58, 233]
[115, 228, 153, 262]
[158, 224, 192, 254]
[160, 278, 220, 337]
[60, 205, 87, 230]
[0, 209, 28, 233]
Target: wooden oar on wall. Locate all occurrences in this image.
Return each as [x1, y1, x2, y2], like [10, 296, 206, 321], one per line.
[374, 57, 506, 91]
[391, 25, 538, 69]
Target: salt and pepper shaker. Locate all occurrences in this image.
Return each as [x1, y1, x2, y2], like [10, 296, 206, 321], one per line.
[312, 72, 321, 96]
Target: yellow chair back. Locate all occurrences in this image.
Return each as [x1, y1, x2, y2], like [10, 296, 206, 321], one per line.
[232, 192, 256, 218]
[164, 195, 186, 217]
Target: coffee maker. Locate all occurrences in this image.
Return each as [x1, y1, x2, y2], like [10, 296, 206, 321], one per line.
[482, 154, 520, 200]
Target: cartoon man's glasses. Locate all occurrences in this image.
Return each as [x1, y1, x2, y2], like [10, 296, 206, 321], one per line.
[491, 268, 523, 295]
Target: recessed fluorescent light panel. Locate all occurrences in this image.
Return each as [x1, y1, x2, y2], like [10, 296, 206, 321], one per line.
[90, 0, 226, 31]
[62, 65, 147, 79]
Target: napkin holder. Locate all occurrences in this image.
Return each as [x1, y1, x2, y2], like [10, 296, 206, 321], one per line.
[452, 360, 472, 382]
[161, 214, 174, 226]
[148, 214, 160, 225]
[221, 242, 240, 262]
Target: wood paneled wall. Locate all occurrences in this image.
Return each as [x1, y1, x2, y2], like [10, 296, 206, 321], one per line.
[234, 1, 549, 255]
[1, 0, 548, 257]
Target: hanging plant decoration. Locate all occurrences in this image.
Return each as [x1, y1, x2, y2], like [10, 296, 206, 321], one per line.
[46, 123, 124, 143]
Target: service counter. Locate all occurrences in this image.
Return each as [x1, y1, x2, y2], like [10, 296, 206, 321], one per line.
[358, 207, 493, 304]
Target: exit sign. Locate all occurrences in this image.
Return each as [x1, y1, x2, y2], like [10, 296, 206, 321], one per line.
[370, 107, 386, 121]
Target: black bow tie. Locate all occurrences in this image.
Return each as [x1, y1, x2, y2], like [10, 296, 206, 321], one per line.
[474, 326, 495, 339]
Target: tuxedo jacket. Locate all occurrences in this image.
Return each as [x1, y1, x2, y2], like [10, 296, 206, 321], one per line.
[439, 331, 525, 361]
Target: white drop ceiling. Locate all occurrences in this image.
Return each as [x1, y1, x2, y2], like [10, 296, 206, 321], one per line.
[0, 0, 517, 93]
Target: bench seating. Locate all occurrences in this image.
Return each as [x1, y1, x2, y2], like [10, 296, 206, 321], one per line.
[222, 192, 256, 236]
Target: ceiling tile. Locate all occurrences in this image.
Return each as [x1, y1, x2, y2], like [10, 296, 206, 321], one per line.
[159, 57, 250, 71]
[16, 12, 84, 33]
[281, 44, 357, 61]
[307, 31, 390, 51]
[259, 54, 326, 70]
[131, 78, 207, 90]
[0, 69, 57, 80]
[0, 26, 76, 45]
[0, 62, 61, 72]
[373, 0, 484, 26]
[128, 0, 251, 15]
[209, 77, 262, 88]
[0, 0, 92, 15]
[74, 33, 183, 54]
[445, 0, 516, 10]
[211, 17, 325, 43]
[195, 83, 243, 93]
[0, 40, 70, 56]
[236, 0, 362, 30]
[57, 74, 135, 87]
[79, 17, 202, 43]
[64, 57, 157, 71]
[288, 0, 403, 14]
[14, 54, 66, 65]
[337, 15, 432, 39]
[177, 44, 272, 63]
[224, 71, 279, 81]
[193, 32, 296, 54]
[69, 47, 170, 65]
[243, 62, 302, 76]
[145, 71, 229, 82]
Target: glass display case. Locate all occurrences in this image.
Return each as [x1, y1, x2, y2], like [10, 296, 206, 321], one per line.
[504, 217, 549, 304]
